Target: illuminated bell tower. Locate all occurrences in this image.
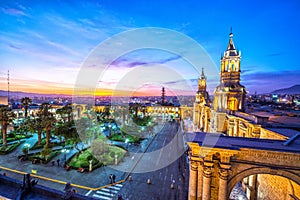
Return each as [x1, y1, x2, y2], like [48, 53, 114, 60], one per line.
[214, 30, 246, 112]
[193, 68, 210, 131]
[195, 68, 209, 104]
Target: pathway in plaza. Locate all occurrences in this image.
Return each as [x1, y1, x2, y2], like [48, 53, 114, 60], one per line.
[0, 134, 124, 196]
[88, 121, 189, 200]
[0, 121, 189, 199]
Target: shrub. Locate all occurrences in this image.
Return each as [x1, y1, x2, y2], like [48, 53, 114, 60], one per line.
[7, 132, 16, 138]
[40, 147, 52, 158]
[80, 163, 89, 169]
[110, 151, 115, 158]
[22, 147, 28, 155]
[86, 155, 93, 161]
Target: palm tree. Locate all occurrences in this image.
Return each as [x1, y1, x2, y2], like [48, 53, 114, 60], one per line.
[21, 97, 32, 119]
[55, 120, 78, 147]
[64, 103, 73, 122]
[56, 103, 73, 123]
[39, 103, 56, 148]
[28, 117, 44, 146]
[130, 103, 141, 118]
[0, 105, 16, 147]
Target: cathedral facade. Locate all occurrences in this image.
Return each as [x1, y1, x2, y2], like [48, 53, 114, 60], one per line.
[194, 31, 260, 136]
[191, 31, 300, 200]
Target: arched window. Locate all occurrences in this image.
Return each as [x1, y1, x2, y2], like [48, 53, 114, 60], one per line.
[228, 97, 238, 111]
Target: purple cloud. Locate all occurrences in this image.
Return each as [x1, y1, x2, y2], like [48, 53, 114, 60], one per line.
[2, 8, 27, 16]
[110, 55, 182, 68]
[9, 44, 22, 50]
[241, 70, 300, 94]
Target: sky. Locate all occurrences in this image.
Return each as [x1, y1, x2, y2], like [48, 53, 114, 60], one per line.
[0, 0, 299, 96]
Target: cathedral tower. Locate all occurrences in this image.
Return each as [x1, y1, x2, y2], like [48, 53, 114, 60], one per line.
[195, 68, 209, 104]
[193, 68, 210, 131]
[214, 30, 246, 112]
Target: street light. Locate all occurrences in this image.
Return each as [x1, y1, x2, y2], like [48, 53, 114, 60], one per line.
[24, 143, 30, 154]
[125, 138, 129, 149]
[61, 148, 70, 164]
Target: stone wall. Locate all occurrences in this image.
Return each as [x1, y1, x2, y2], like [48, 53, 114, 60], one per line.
[257, 174, 300, 200]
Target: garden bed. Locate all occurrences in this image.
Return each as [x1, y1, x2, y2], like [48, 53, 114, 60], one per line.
[108, 133, 141, 143]
[68, 145, 127, 171]
[30, 138, 66, 150]
[18, 150, 61, 164]
[0, 141, 24, 155]
[68, 150, 102, 171]
[0, 133, 31, 144]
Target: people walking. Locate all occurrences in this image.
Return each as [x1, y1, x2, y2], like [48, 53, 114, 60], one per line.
[109, 174, 113, 184]
[112, 174, 116, 183]
[57, 159, 60, 167]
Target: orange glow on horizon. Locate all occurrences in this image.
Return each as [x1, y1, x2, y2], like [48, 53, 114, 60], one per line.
[1, 77, 194, 97]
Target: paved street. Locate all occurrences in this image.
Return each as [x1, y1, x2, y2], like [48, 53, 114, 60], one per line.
[0, 121, 189, 199]
[86, 183, 124, 200]
[113, 121, 189, 200]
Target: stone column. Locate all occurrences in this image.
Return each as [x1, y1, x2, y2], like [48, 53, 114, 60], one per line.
[202, 166, 212, 200]
[233, 119, 238, 137]
[204, 111, 208, 132]
[249, 174, 258, 200]
[197, 162, 203, 200]
[228, 120, 233, 136]
[199, 108, 203, 131]
[189, 161, 198, 200]
[218, 169, 229, 200]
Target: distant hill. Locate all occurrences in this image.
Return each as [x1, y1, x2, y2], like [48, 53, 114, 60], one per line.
[0, 90, 70, 98]
[271, 85, 300, 94]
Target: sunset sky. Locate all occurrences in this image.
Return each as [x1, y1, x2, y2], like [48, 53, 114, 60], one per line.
[0, 0, 299, 96]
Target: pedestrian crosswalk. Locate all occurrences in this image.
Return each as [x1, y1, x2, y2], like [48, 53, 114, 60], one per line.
[89, 183, 123, 200]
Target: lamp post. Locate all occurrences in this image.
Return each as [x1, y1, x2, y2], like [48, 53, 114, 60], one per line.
[61, 148, 70, 164]
[115, 154, 118, 165]
[24, 143, 30, 154]
[125, 138, 129, 149]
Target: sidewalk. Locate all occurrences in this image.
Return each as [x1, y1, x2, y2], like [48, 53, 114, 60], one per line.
[0, 131, 156, 196]
[0, 123, 167, 196]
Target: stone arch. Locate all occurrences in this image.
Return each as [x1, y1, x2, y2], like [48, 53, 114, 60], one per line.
[227, 166, 300, 199]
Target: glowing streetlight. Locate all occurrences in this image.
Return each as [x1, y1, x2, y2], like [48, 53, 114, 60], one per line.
[125, 138, 129, 148]
[61, 148, 70, 164]
[24, 143, 30, 154]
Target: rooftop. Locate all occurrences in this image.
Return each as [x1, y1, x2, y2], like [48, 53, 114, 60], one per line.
[186, 132, 300, 153]
[267, 128, 300, 138]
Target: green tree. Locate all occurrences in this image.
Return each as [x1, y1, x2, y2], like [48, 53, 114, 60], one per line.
[129, 103, 142, 118]
[28, 117, 44, 146]
[0, 105, 15, 147]
[89, 138, 108, 161]
[39, 103, 56, 148]
[21, 97, 32, 119]
[56, 103, 72, 123]
[74, 117, 94, 150]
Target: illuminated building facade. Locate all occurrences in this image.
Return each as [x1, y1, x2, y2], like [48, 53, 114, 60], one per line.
[191, 31, 300, 200]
